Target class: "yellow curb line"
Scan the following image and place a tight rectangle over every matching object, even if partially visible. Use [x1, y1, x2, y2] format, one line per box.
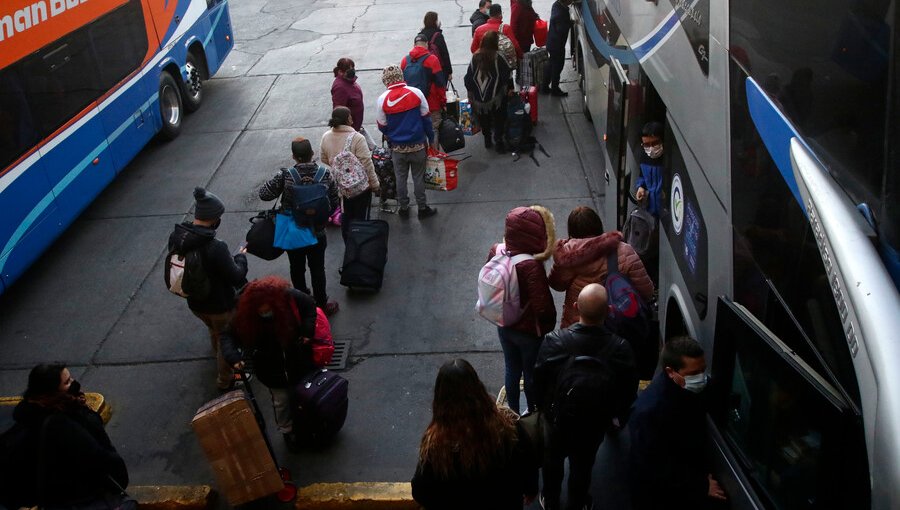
[130, 486, 213, 510]
[295, 483, 417, 510]
[0, 393, 111, 424]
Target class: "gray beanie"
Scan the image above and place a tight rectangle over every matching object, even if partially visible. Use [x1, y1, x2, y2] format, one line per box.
[193, 187, 225, 221]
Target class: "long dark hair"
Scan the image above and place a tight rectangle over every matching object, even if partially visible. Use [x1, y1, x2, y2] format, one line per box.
[567, 206, 604, 238]
[472, 30, 499, 73]
[418, 359, 517, 479]
[234, 276, 299, 347]
[328, 106, 352, 128]
[24, 363, 85, 411]
[423, 11, 439, 29]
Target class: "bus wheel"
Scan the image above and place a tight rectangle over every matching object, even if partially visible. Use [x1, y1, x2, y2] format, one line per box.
[159, 72, 183, 141]
[183, 53, 204, 113]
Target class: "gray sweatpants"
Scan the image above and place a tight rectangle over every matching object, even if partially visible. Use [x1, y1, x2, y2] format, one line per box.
[392, 148, 427, 208]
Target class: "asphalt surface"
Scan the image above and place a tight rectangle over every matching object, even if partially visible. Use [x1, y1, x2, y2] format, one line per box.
[0, 0, 626, 507]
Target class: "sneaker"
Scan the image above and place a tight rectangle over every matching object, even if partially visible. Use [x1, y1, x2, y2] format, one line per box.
[322, 300, 340, 316]
[283, 432, 300, 453]
[418, 206, 438, 219]
[398, 206, 410, 218]
[551, 87, 569, 97]
[495, 142, 507, 154]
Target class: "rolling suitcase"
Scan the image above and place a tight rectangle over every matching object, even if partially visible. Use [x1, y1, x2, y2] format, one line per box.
[340, 219, 389, 290]
[522, 86, 538, 125]
[293, 368, 349, 440]
[371, 147, 397, 200]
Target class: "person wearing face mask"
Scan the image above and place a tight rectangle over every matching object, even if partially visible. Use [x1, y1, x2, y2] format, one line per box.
[2, 364, 129, 509]
[168, 187, 248, 391]
[470, 0, 492, 36]
[419, 12, 453, 84]
[635, 121, 665, 219]
[628, 336, 728, 510]
[331, 57, 365, 133]
[220, 276, 319, 452]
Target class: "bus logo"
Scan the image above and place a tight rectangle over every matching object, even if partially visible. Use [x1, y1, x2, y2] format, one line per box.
[672, 173, 684, 235]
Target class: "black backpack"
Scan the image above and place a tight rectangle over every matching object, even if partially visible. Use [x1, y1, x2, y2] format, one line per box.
[548, 332, 621, 429]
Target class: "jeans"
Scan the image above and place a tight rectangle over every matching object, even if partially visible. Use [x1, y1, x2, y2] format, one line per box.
[542, 427, 604, 510]
[544, 48, 566, 89]
[341, 190, 372, 241]
[498, 326, 542, 414]
[268, 386, 293, 433]
[392, 149, 428, 208]
[477, 104, 507, 145]
[287, 235, 328, 307]
[191, 310, 234, 389]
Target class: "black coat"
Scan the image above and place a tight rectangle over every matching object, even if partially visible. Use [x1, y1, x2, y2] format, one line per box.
[628, 372, 710, 510]
[546, 0, 572, 53]
[3, 400, 128, 507]
[168, 222, 248, 314]
[470, 10, 489, 35]
[411, 421, 539, 509]
[220, 288, 318, 388]
[419, 26, 453, 78]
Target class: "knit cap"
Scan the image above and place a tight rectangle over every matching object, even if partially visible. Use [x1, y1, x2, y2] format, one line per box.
[382, 65, 404, 87]
[193, 187, 225, 221]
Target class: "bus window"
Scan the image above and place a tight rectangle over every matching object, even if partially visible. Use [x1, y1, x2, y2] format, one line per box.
[89, 0, 147, 92]
[0, 67, 39, 169]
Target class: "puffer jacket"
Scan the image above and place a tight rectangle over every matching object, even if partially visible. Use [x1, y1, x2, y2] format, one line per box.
[488, 206, 557, 336]
[549, 231, 654, 328]
[168, 223, 248, 314]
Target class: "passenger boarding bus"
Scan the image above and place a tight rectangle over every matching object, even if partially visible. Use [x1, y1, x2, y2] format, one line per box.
[570, 0, 899, 508]
[0, 0, 233, 294]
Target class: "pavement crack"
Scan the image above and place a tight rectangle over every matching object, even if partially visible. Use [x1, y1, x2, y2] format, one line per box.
[296, 35, 338, 72]
[350, 3, 373, 34]
[453, 0, 466, 26]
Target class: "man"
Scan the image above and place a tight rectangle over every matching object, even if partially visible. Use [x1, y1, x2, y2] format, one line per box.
[471, 4, 523, 61]
[470, 0, 491, 35]
[511, 0, 539, 54]
[401, 33, 447, 133]
[533, 284, 638, 510]
[259, 138, 341, 315]
[376, 65, 437, 219]
[543, 0, 573, 96]
[628, 337, 728, 510]
[168, 187, 248, 390]
[635, 121, 664, 219]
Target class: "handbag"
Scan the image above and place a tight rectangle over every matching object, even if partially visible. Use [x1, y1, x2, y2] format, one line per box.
[438, 113, 466, 153]
[444, 80, 460, 122]
[246, 204, 284, 260]
[274, 212, 318, 250]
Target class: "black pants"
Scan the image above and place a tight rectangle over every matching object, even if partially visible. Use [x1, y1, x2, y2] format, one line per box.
[545, 48, 566, 89]
[341, 190, 372, 241]
[477, 103, 507, 144]
[287, 235, 328, 307]
[542, 427, 604, 510]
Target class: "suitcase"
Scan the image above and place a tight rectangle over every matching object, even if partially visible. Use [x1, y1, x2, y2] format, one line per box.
[293, 368, 349, 440]
[340, 219, 389, 290]
[522, 48, 548, 89]
[522, 86, 538, 125]
[192, 390, 284, 506]
[371, 147, 397, 200]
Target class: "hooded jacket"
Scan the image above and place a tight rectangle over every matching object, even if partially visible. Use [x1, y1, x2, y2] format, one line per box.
[376, 82, 435, 149]
[331, 75, 365, 131]
[401, 46, 447, 113]
[488, 206, 557, 337]
[470, 9, 489, 35]
[511, 0, 539, 52]
[168, 223, 249, 314]
[549, 231, 653, 328]
[471, 19, 524, 59]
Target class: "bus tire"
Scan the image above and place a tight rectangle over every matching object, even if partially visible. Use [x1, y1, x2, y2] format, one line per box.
[182, 52, 204, 113]
[158, 71, 183, 141]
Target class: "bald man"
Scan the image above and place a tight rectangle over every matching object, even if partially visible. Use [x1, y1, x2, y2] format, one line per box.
[533, 283, 638, 510]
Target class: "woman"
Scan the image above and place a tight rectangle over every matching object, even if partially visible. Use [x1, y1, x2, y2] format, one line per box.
[319, 106, 380, 238]
[220, 276, 319, 452]
[419, 12, 453, 82]
[510, 0, 539, 54]
[411, 359, 538, 509]
[487, 206, 557, 414]
[549, 206, 654, 328]
[331, 58, 365, 133]
[4, 364, 129, 509]
[464, 30, 513, 153]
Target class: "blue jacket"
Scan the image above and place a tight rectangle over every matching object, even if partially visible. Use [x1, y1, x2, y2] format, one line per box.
[375, 83, 435, 147]
[636, 155, 664, 218]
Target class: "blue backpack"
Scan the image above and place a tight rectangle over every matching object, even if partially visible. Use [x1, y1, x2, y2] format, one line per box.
[604, 251, 651, 343]
[287, 166, 330, 228]
[403, 53, 431, 93]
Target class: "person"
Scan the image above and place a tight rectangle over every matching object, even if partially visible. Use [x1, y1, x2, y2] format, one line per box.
[2, 364, 129, 509]
[464, 30, 514, 153]
[470, 0, 492, 35]
[376, 65, 437, 219]
[511, 0, 539, 54]
[533, 284, 638, 510]
[319, 106, 381, 239]
[411, 359, 539, 509]
[543, 0, 573, 96]
[168, 187, 249, 391]
[220, 276, 319, 452]
[548, 206, 653, 328]
[331, 57, 365, 132]
[401, 33, 447, 133]
[635, 121, 665, 218]
[420, 12, 453, 83]
[487, 206, 557, 415]
[628, 337, 728, 510]
[259, 138, 340, 316]
[471, 4, 523, 62]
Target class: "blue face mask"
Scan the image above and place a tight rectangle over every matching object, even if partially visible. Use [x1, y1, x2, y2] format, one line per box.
[683, 373, 708, 393]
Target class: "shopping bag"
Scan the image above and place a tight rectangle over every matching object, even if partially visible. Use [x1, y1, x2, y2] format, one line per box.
[274, 213, 318, 250]
[459, 99, 480, 136]
[533, 19, 548, 47]
[424, 148, 459, 191]
[445, 81, 460, 122]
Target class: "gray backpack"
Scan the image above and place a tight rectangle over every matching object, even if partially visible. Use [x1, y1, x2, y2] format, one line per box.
[623, 207, 657, 257]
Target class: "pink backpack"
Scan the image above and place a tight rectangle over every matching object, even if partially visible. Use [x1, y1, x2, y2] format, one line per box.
[331, 134, 369, 199]
[475, 243, 534, 326]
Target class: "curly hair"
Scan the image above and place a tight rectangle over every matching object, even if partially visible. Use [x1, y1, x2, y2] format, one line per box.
[233, 276, 298, 348]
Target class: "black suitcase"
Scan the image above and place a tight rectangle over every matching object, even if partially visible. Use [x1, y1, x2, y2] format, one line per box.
[293, 368, 349, 441]
[340, 220, 389, 290]
[372, 148, 397, 200]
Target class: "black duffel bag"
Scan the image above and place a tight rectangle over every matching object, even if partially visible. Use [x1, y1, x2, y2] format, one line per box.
[246, 205, 283, 260]
[438, 113, 465, 153]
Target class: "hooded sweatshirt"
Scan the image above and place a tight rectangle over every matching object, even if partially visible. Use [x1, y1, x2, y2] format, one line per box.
[401, 46, 447, 112]
[168, 223, 249, 314]
[548, 231, 653, 328]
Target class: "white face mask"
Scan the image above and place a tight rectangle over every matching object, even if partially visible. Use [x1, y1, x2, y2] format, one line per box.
[644, 145, 664, 159]
[683, 373, 708, 393]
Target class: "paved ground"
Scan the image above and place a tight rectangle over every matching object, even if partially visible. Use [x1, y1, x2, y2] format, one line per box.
[0, 0, 625, 506]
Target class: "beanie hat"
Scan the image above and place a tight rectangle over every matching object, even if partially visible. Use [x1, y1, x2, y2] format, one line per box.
[382, 65, 404, 87]
[291, 137, 314, 162]
[193, 187, 225, 221]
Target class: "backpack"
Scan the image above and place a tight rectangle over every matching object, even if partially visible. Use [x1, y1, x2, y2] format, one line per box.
[427, 32, 441, 62]
[290, 298, 334, 368]
[288, 166, 330, 228]
[548, 332, 622, 429]
[623, 206, 657, 257]
[165, 247, 211, 299]
[604, 251, 651, 343]
[331, 134, 369, 199]
[476, 243, 534, 326]
[403, 53, 431, 93]
[497, 25, 518, 70]
[506, 94, 531, 150]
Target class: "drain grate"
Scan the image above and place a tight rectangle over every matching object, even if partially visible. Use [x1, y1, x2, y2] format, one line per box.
[326, 339, 350, 371]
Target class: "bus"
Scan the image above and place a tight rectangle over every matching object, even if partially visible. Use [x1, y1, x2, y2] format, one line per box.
[0, 0, 233, 294]
[570, 0, 899, 508]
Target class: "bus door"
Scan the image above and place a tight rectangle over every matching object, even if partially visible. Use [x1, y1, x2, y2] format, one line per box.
[604, 56, 629, 230]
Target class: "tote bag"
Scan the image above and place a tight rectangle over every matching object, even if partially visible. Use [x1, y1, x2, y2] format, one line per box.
[274, 212, 318, 250]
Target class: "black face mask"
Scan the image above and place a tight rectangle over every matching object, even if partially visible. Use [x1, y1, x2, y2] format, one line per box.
[344, 68, 356, 80]
[67, 380, 82, 396]
[211, 218, 222, 230]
